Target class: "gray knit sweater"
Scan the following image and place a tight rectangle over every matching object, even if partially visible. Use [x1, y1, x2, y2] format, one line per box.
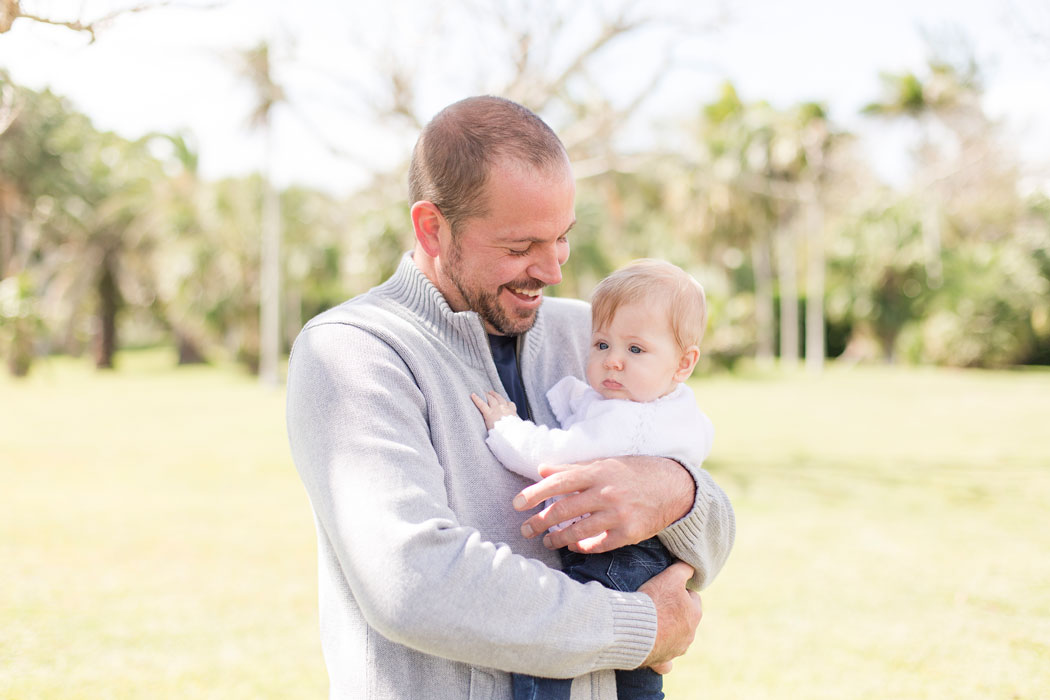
[286, 253, 735, 699]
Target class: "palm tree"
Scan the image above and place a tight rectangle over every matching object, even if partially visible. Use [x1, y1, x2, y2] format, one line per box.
[237, 40, 286, 385]
[862, 60, 982, 288]
[688, 84, 782, 365]
[796, 102, 834, 374]
[0, 77, 164, 370]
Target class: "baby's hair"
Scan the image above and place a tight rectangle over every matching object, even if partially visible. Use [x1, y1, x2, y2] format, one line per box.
[590, 259, 708, 350]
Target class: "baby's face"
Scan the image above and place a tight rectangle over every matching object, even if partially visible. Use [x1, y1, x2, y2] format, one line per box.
[585, 299, 689, 402]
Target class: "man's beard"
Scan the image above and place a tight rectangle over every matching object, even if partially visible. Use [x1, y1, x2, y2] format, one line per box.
[446, 241, 542, 336]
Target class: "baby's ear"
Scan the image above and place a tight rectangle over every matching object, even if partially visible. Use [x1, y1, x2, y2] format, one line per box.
[673, 345, 701, 381]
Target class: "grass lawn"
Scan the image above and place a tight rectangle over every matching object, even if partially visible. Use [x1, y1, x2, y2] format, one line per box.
[2, 351, 1048, 698]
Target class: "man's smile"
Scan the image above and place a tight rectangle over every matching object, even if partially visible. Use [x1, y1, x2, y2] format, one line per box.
[503, 284, 545, 307]
[507, 285, 541, 298]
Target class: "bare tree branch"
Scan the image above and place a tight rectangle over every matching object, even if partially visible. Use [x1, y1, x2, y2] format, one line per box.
[560, 44, 675, 160]
[531, 11, 651, 113]
[1, 1, 224, 42]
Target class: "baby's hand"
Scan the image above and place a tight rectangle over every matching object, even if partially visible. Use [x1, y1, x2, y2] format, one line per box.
[470, 391, 517, 430]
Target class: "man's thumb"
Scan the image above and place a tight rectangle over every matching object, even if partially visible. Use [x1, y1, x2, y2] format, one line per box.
[666, 561, 695, 585]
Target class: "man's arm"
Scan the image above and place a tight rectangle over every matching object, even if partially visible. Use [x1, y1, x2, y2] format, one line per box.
[515, 456, 735, 590]
[287, 322, 661, 676]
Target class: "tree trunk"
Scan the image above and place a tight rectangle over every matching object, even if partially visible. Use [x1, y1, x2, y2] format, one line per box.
[284, 286, 302, 354]
[776, 225, 799, 369]
[0, 208, 11, 277]
[259, 128, 281, 386]
[922, 203, 943, 289]
[751, 236, 775, 367]
[94, 250, 120, 369]
[6, 322, 33, 377]
[804, 193, 825, 374]
[176, 330, 207, 365]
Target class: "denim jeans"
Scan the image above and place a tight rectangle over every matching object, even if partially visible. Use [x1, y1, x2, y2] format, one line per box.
[511, 537, 673, 700]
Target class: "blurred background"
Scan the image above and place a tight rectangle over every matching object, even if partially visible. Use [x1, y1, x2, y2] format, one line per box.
[2, 1, 1048, 698]
[2, 0, 1049, 377]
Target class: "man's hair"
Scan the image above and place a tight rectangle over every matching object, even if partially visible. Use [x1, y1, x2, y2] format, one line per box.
[590, 259, 708, 350]
[408, 96, 568, 232]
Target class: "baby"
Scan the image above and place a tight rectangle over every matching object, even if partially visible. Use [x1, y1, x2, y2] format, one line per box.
[472, 258, 714, 700]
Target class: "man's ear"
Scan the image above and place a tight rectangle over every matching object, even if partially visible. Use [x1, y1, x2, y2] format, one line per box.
[411, 201, 446, 258]
[673, 345, 701, 382]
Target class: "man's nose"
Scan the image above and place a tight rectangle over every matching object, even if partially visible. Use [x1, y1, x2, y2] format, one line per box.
[527, 243, 564, 286]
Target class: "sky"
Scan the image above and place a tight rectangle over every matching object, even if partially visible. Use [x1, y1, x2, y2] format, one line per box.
[1, 0, 1048, 195]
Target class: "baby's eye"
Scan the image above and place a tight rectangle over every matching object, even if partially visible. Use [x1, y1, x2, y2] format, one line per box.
[596, 341, 609, 350]
[629, 345, 643, 354]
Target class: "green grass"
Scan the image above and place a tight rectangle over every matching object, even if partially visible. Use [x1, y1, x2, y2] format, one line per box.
[3, 352, 1049, 698]
[1, 350, 324, 699]
[668, 365, 1050, 699]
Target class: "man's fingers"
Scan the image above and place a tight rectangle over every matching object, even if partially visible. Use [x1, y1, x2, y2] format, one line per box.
[526, 490, 603, 532]
[639, 560, 702, 668]
[514, 465, 592, 511]
[537, 461, 574, 478]
[536, 510, 616, 548]
[573, 530, 624, 554]
[638, 561, 696, 599]
[650, 661, 674, 675]
[664, 561, 696, 586]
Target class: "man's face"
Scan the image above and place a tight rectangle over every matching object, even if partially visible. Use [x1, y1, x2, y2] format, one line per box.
[436, 158, 575, 336]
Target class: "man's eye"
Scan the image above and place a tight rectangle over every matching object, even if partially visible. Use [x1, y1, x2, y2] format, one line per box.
[629, 346, 642, 354]
[508, 248, 529, 256]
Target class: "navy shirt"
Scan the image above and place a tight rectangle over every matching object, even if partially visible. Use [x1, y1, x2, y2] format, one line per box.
[487, 334, 531, 420]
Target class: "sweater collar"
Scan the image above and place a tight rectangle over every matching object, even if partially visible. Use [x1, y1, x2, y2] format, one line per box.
[374, 252, 548, 367]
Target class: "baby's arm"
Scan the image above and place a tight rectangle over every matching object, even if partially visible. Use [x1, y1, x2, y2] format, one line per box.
[471, 390, 544, 479]
[471, 391, 620, 482]
[470, 391, 518, 429]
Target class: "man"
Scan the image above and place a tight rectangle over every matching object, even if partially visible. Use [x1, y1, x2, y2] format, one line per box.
[286, 96, 735, 699]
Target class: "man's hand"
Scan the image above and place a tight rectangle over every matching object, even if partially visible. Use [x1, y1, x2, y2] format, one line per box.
[513, 456, 695, 553]
[470, 391, 517, 430]
[639, 562, 702, 669]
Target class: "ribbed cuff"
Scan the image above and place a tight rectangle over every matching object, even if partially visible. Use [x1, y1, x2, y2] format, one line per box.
[596, 590, 657, 670]
[657, 460, 711, 588]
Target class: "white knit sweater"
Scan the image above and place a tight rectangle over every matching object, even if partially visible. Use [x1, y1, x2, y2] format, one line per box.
[486, 376, 714, 482]
[286, 253, 735, 699]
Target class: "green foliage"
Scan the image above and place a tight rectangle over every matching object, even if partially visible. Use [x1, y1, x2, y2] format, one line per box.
[2, 59, 1050, 374]
[0, 272, 41, 375]
[827, 198, 930, 359]
[902, 242, 1049, 367]
[0, 72, 172, 370]
[863, 72, 926, 117]
[827, 191, 1050, 367]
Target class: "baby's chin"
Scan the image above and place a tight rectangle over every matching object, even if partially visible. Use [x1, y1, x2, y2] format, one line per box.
[592, 384, 638, 402]
[591, 382, 678, 403]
